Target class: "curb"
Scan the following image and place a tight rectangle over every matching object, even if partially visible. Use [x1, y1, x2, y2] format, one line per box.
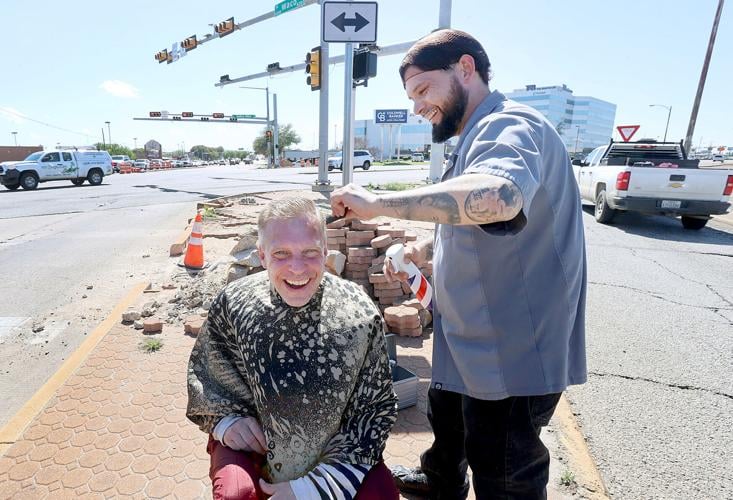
[553, 395, 610, 499]
[0, 282, 149, 456]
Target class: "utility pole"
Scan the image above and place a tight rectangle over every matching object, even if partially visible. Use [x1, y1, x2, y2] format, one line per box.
[574, 126, 581, 155]
[342, 42, 355, 186]
[105, 121, 112, 146]
[11, 131, 17, 146]
[273, 93, 279, 167]
[314, 42, 331, 189]
[133, 137, 138, 149]
[101, 128, 106, 148]
[684, 0, 724, 154]
[428, 0, 452, 182]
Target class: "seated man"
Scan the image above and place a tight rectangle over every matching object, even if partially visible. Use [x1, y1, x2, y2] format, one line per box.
[187, 197, 399, 500]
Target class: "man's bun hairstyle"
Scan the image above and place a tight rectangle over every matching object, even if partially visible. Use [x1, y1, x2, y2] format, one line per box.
[399, 29, 491, 85]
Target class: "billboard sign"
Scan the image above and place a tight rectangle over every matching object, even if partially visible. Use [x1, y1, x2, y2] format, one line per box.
[375, 109, 408, 124]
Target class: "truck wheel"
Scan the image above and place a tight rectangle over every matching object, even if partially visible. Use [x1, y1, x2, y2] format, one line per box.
[87, 169, 103, 185]
[362, 161, 371, 170]
[595, 190, 615, 223]
[20, 172, 39, 190]
[71, 179, 85, 186]
[4, 183, 20, 190]
[681, 216, 708, 230]
[328, 165, 334, 172]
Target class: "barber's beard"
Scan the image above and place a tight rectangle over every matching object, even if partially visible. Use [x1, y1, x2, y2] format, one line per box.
[432, 77, 468, 143]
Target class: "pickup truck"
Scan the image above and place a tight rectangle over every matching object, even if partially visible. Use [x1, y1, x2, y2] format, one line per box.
[0, 149, 113, 190]
[572, 140, 732, 230]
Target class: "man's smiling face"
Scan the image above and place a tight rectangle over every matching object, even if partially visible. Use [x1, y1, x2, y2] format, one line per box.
[404, 65, 468, 143]
[258, 215, 327, 307]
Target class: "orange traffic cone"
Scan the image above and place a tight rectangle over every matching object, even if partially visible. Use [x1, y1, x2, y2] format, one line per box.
[183, 213, 205, 269]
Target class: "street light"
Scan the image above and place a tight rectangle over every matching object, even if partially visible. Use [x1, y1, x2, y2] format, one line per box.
[105, 121, 112, 146]
[133, 137, 138, 149]
[649, 104, 672, 143]
[11, 131, 17, 146]
[574, 126, 581, 155]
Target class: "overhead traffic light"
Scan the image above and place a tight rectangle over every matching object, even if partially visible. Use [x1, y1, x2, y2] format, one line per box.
[149, 111, 162, 118]
[214, 17, 235, 37]
[265, 130, 273, 139]
[305, 46, 321, 91]
[212, 113, 225, 119]
[154, 49, 168, 64]
[182, 112, 194, 118]
[181, 35, 197, 51]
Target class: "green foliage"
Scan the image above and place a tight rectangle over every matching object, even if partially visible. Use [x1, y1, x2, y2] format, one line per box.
[95, 143, 136, 159]
[253, 123, 301, 157]
[559, 470, 576, 487]
[139, 338, 163, 353]
[201, 206, 218, 220]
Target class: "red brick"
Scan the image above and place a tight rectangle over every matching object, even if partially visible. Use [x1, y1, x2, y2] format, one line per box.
[370, 234, 393, 249]
[351, 220, 379, 231]
[344, 270, 368, 279]
[348, 247, 377, 257]
[326, 218, 348, 229]
[375, 288, 408, 299]
[143, 318, 163, 333]
[346, 262, 370, 272]
[326, 228, 347, 237]
[369, 273, 389, 284]
[377, 228, 406, 238]
[374, 281, 403, 291]
[391, 325, 423, 337]
[372, 255, 386, 266]
[404, 231, 418, 242]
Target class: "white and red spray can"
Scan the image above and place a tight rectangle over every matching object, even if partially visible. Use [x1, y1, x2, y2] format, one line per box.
[385, 244, 433, 311]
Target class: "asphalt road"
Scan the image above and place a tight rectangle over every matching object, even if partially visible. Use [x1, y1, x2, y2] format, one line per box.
[0, 162, 731, 498]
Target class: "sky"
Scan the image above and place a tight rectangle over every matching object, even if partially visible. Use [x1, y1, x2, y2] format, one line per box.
[1, 0, 731, 153]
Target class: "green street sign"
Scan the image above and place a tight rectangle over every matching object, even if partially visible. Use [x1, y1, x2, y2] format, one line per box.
[233, 114, 256, 119]
[275, 0, 305, 16]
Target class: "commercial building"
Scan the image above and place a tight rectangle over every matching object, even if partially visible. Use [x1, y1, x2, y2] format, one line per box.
[505, 84, 616, 154]
[353, 112, 433, 159]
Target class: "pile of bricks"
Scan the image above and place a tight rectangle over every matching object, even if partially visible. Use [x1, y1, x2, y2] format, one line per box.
[326, 218, 433, 337]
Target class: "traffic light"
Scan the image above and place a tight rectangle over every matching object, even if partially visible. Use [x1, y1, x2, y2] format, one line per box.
[181, 35, 197, 51]
[212, 113, 225, 119]
[154, 49, 168, 64]
[214, 17, 235, 37]
[182, 112, 194, 118]
[265, 130, 273, 139]
[149, 111, 162, 118]
[172, 116, 182, 121]
[305, 46, 321, 91]
[353, 50, 377, 81]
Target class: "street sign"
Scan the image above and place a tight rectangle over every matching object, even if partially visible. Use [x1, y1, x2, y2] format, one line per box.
[275, 0, 305, 16]
[375, 109, 408, 124]
[233, 114, 256, 119]
[322, 1, 377, 43]
[616, 125, 640, 142]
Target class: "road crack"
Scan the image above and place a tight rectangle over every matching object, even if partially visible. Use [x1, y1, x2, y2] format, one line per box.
[588, 371, 733, 400]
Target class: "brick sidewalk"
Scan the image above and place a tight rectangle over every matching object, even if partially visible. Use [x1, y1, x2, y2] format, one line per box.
[0, 290, 571, 499]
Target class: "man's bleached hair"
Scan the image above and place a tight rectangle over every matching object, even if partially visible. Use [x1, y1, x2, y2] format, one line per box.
[257, 197, 327, 247]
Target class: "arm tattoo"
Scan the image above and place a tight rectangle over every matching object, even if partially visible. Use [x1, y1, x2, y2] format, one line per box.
[380, 193, 461, 224]
[464, 183, 522, 223]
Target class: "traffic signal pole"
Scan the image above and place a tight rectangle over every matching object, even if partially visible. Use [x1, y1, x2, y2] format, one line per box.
[428, 0, 452, 183]
[314, 43, 332, 191]
[342, 41, 355, 186]
[273, 93, 279, 166]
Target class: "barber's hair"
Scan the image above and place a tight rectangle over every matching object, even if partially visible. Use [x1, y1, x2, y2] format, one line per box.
[257, 197, 326, 247]
[399, 29, 491, 85]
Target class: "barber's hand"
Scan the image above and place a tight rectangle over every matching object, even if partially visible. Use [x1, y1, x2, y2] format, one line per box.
[259, 479, 296, 499]
[331, 183, 380, 221]
[222, 417, 267, 454]
[384, 244, 424, 283]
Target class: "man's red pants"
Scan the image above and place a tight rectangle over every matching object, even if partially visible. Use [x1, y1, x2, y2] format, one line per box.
[207, 436, 398, 500]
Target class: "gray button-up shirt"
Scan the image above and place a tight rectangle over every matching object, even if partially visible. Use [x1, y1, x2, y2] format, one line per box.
[431, 90, 587, 399]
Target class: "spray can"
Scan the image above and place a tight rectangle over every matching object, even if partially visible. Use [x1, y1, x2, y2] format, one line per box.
[385, 244, 433, 310]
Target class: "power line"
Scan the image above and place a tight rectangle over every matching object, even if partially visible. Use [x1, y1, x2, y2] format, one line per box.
[0, 108, 93, 139]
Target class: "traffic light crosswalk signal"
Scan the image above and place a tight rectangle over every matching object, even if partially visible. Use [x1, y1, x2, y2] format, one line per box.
[305, 46, 321, 91]
[181, 35, 197, 51]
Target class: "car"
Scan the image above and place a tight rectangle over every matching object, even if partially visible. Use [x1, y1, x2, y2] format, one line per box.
[712, 154, 725, 162]
[327, 150, 373, 171]
[133, 159, 149, 170]
[411, 153, 425, 162]
[110, 154, 132, 173]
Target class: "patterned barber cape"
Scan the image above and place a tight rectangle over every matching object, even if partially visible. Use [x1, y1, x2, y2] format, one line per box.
[186, 272, 398, 483]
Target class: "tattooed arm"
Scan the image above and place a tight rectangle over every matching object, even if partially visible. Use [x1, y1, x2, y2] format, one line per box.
[330, 174, 522, 225]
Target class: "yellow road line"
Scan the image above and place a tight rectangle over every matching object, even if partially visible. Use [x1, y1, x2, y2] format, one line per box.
[0, 282, 149, 456]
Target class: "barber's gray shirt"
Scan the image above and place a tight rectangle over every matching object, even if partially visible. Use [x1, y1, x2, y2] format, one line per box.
[432, 90, 587, 399]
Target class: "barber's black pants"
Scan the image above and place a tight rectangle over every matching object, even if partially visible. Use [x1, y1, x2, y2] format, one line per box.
[420, 388, 561, 500]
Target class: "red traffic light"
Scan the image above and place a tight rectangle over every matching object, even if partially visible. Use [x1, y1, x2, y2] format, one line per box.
[182, 112, 194, 118]
[214, 17, 235, 37]
[149, 111, 162, 118]
[212, 112, 225, 119]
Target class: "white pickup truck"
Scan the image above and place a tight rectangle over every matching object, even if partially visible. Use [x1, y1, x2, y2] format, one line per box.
[0, 149, 113, 191]
[572, 140, 732, 230]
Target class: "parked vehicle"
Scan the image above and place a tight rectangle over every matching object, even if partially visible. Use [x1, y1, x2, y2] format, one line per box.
[133, 159, 149, 170]
[110, 155, 132, 173]
[327, 150, 373, 171]
[572, 140, 732, 230]
[0, 149, 112, 190]
[712, 154, 725, 162]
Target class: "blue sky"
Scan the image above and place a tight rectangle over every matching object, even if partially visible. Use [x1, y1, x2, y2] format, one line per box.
[1, 0, 730, 152]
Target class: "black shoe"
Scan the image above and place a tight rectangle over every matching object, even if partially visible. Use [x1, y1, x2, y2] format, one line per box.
[390, 464, 431, 496]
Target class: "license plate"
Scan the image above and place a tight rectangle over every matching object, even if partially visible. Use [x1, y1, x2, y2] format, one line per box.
[661, 200, 681, 209]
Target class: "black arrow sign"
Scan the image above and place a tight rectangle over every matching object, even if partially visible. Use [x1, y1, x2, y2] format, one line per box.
[331, 12, 369, 32]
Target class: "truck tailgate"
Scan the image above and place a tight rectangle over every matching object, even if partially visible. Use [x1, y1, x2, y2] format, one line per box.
[626, 168, 729, 201]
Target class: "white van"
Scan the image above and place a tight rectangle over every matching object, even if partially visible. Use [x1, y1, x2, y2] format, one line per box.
[0, 149, 113, 190]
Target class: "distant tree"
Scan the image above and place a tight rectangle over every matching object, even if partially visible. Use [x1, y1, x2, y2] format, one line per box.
[95, 143, 135, 159]
[252, 124, 301, 158]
